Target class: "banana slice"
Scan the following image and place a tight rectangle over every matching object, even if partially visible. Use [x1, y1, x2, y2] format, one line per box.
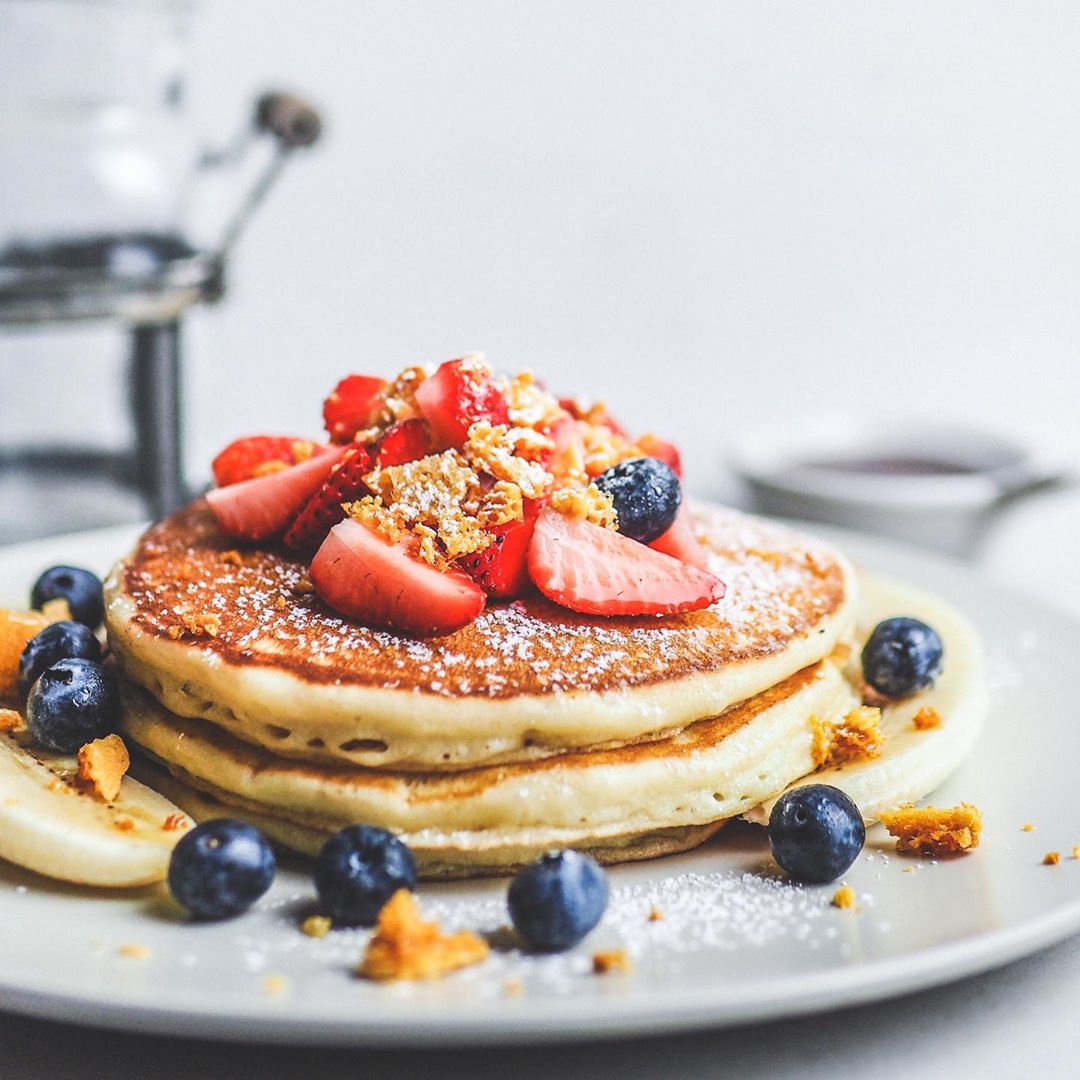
[0, 731, 192, 887]
[746, 569, 987, 825]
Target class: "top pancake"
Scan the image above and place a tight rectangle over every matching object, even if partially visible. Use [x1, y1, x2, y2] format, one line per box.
[104, 500, 856, 770]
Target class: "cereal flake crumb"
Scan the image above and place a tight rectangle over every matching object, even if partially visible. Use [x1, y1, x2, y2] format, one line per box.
[550, 483, 618, 529]
[301, 915, 332, 939]
[162, 812, 190, 832]
[912, 706, 942, 731]
[357, 890, 488, 982]
[1043, 851, 1061, 866]
[831, 884, 857, 910]
[647, 906, 665, 923]
[77, 734, 130, 803]
[812, 706, 882, 768]
[0, 708, 23, 733]
[1022, 823, 1034, 833]
[592, 949, 632, 975]
[879, 802, 982, 856]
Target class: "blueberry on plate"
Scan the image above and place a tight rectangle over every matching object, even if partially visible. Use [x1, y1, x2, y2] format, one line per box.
[861, 616, 944, 699]
[168, 820, 276, 920]
[594, 457, 682, 544]
[25, 658, 119, 753]
[508, 849, 609, 952]
[17, 621, 101, 699]
[768, 784, 865, 884]
[314, 824, 417, 926]
[31, 566, 105, 629]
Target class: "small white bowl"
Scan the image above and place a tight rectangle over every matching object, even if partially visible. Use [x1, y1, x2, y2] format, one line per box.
[730, 416, 1073, 558]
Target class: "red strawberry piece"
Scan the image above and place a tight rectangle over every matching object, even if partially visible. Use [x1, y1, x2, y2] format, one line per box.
[414, 359, 510, 448]
[544, 414, 585, 481]
[211, 436, 322, 488]
[373, 418, 433, 468]
[283, 442, 374, 554]
[527, 506, 724, 617]
[323, 375, 387, 444]
[649, 504, 708, 570]
[206, 445, 347, 542]
[310, 518, 486, 636]
[459, 500, 541, 599]
[637, 433, 682, 477]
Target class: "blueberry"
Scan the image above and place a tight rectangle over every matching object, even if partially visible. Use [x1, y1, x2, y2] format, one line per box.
[594, 457, 682, 544]
[25, 658, 119, 753]
[31, 566, 105, 629]
[768, 784, 865, 884]
[18, 621, 101, 699]
[507, 849, 608, 952]
[314, 824, 417, 926]
[861, 617, 944, 699]
[168, 820, 276, 920]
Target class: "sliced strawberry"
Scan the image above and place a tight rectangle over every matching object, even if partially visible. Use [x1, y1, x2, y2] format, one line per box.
[459, 500, 541, 599]
[373, 418, 433, 468]
[206, 445, 347, 542]
[310, 518, 486, 636]
[212, 435, 321, 488]
[415, 359, 509, 447]
[637, 433, 682, 477]
[527, 507, 724, 617]
[649, 504, 709, 570]
[544, 414, 585, 482]
[323, 375, 387, 444]
[283, 442, 374, 554]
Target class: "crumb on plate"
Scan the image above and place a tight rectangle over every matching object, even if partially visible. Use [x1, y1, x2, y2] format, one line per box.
[1043, 851, 1061, 866]
[302, 914, 332, 939]
[592, 949, 632, 975]
[831, 884, 857, 910]
[912, 706, 941, 731]
[879, 802, 982, 856]
[357, 890, 488, 982]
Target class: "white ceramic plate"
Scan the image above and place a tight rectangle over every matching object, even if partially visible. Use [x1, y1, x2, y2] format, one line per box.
[1, 523, 1078, 1046]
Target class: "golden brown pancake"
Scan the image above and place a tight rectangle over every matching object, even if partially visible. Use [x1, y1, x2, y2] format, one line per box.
[105, 500, 856, 770]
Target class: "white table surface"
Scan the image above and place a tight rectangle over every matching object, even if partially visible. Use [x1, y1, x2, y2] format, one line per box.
[2, 489, 1079, 1079]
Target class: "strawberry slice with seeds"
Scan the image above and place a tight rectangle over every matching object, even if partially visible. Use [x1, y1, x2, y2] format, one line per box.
[206, 445, 347, 542]
[528, 506, 724, 616]
[212, 435, 322, 487]
[284, 442, 374, 554]
[649, 504, 709, 570]
[310, 518, 486, 636]
[415, 358, 509, 448]
[373, 418, 433, 468]
[323, 375, 388, 444]
[459, 500, 541, 599]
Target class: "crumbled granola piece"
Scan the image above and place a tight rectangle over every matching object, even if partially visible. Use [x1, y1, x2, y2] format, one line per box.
[1022, 823, 1034, 833]
[592, 949, 632, 974]
[113, 817, 135, 832]
[831, 884, 857, 910]
[0, 708, 23, 733]
[477, 481, 524, 530]
[46, 777, 74, 796]
[647, 906, 665, 923]
[549, 483, 618, 530]
[812, 707, 882, 768]
[579, 422, 640, 477]
[500, 371, 563, 428]
[357, 890, 488, 982]
[162, 812, 190, 832]
[375, 365, 429, 424]
[1043, 851, 1061, 866]
[0, 608, 56, 702]
[302, 915, 332, 939]
[912, 706, 942, 731]
[463, 421, 553, 499]
[879, 803, 982, 856]
[117, 944, 151, 959]
[77, 734, 130, 802]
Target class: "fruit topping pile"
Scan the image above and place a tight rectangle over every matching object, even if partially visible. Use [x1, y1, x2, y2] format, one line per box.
[206, 355, 725, 635]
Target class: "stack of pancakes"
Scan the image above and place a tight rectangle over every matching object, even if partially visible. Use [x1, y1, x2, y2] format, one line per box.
[105, 500, 983, 878]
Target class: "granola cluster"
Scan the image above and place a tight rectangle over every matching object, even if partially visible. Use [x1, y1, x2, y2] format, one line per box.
[340, 355, 646, 568]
